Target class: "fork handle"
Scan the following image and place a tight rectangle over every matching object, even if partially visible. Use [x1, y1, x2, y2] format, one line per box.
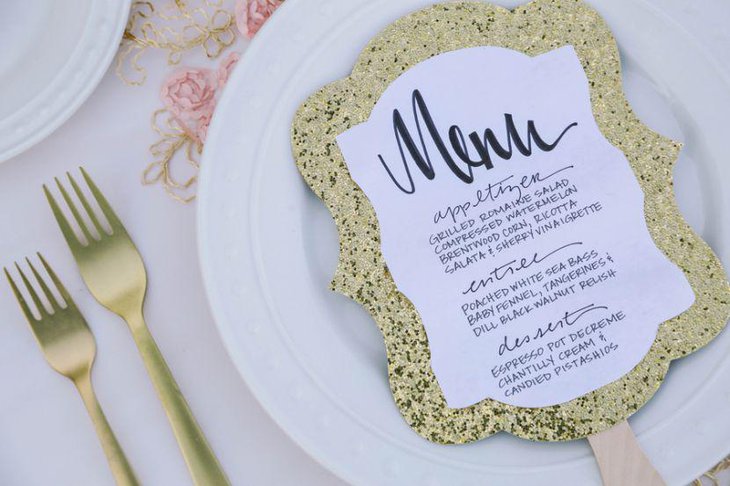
[127, 312, 230, 486]
[74, 373, 140, 486]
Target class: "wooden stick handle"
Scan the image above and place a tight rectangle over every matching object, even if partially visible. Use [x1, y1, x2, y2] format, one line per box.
[588, 420, 665, 486]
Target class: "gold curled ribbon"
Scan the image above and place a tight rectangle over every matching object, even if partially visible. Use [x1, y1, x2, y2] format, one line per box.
[116, 0, 237, 86]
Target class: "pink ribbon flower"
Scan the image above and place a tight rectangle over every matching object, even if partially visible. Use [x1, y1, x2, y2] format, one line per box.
[160, 52, 241, 145]
[217, 52, 242, 89]
[160, 68, 218, 122]
[235, 0, 282, 39]
[194, 110, 214, 145]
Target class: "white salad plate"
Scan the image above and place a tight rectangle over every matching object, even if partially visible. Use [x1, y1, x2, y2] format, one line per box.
[198, 0, 730, 484]
[0, 0, 130, 162]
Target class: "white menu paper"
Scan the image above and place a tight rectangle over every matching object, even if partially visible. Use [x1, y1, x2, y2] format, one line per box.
[336, 46, 694, 408]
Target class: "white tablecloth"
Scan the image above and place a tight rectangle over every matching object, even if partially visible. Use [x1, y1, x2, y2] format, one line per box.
[0, 1, 728, 484]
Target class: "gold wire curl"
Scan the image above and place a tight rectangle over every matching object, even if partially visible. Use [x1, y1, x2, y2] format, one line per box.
[116, 0, 236, 86]
[119, 0, 239, 203]
[694, 456, 730, 486]
[142, 109, 201, 203]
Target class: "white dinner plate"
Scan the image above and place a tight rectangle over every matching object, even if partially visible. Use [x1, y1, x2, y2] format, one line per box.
[198, 0, 730, 484]
[0, 0, 130, 162]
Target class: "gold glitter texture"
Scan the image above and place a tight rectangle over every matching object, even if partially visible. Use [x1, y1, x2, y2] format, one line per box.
[291, 0, 730, 442]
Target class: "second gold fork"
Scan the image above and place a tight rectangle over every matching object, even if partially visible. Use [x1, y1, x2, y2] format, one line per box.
[5, 255, 139, 486]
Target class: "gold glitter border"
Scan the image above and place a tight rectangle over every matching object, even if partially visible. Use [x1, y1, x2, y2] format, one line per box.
[291, 0, 730, 442]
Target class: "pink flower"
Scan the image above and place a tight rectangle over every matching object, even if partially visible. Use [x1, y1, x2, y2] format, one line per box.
[235, 0, 282, 39]
[160, 68, 217, 122]
[194, 111, 213, 144]
[160, 52, 243, 146]
[216, 52, 241, 89]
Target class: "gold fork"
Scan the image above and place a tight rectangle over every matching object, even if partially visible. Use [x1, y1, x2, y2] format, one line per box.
[44, 168, 229, 486]
[5, 254, 139, 486]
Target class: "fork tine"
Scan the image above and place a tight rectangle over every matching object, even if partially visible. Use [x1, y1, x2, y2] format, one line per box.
[67, 172, 106, 236]
[79, 167, 124, 233]
[55, 177, 95, 243]
[25, 257, 62, 311]
[37, 253, 72, 307]
[4, 268, 38, 322]
[44, 184, 85, 251]
[14, 263, 48, 318]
